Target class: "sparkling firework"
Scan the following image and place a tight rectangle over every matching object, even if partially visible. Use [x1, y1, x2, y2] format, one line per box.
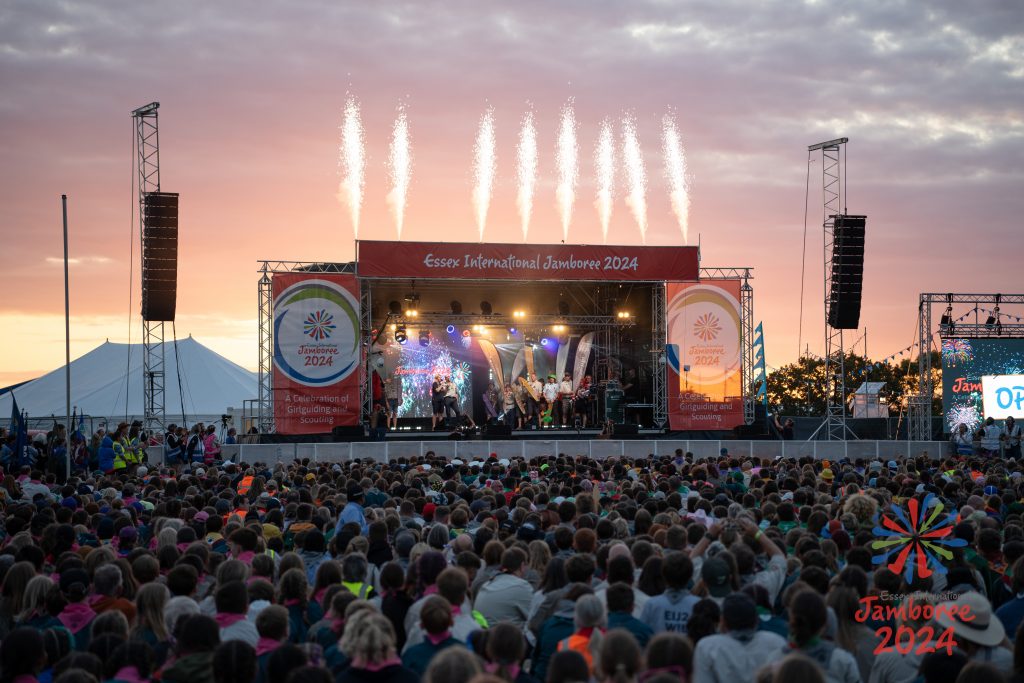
[386, 104, 412, 239]
[555, 99, 579, 242]
[594, 118, 615, 244]
[338, 95, 365, 237]
[621, 114, 648, 244]
[661, 113, 691, 244]
[516, 107, 538, 241]
[941, 339, 973, 366]
[946, 404, 981, 432]
[473, 107, 497, 242]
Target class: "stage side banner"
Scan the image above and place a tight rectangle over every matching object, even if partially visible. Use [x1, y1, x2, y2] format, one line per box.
[665, 281, 744, 431]
[356, 240, 698, 281]
[273, 273, 361, 433]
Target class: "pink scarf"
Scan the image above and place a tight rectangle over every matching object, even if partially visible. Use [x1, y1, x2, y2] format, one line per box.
[425, 630, 451, 645]
[235, 550, 255, 565]
[313, 587, 328, 605]
[214, 612, 247, 628]
[58, 602, 96, 634]
[255, 637, 282, 657]
[111, 666, 147, 683]
[486, 662, 521, 680]
[353, 656, 402, 672]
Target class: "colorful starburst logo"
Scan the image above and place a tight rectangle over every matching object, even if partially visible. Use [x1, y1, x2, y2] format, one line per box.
[303, 309, 336, 341]
[693, 313, 722, 342]
[870, 494, 966, 582]
[941, 339, 973, 366]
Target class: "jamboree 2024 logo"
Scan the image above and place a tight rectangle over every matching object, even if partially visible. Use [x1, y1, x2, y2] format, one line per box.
[273, 279, 359, 386]
[854, 494, 970, 655]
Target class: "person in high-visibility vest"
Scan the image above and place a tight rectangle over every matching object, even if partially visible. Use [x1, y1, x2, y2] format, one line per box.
[111, 423, 129, 471]
[237, 470, 255, 496]
[555, 594, 606, 676]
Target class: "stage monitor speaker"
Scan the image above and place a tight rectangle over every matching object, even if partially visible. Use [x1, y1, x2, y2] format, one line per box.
[612, 423, 639, 437]
[332, 425, 364, 441]
[484, 424, 512, 437]
[141, 192, 179, 322]
[827, 214, 866, 330]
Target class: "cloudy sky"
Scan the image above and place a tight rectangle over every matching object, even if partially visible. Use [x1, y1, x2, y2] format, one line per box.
[1, 0, 1021, 387]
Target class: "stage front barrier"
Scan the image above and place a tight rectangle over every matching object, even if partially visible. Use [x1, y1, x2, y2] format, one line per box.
[144, 440, 951, 465]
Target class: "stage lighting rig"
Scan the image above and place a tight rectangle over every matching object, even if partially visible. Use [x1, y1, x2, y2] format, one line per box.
[395, 326, 408, 344]
[513, 310, 526, 319]
[617, 311, 631, 319]
[419, 330, 430, 347]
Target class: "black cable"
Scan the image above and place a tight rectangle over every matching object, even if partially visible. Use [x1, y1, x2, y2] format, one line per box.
[172, 321, 188, 429]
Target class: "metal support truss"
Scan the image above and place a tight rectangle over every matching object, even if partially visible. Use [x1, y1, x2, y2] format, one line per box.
[255, 261, 357, 433]
[651, 283, 667, 427]
[132, 102, 165, 435]
[699, 267, 756, 426]
[808, 138, 856, 440]
[909, 292, 1024, 440]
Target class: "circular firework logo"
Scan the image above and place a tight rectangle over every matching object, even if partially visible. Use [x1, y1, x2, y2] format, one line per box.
[870, 494, 966, 582]
[273, 279, 359, 386]
[666, 284, 741, 386]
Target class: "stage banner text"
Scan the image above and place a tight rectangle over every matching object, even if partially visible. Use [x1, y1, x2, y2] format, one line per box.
[273, 273, 361, 433]
[665, 281, 744, 431]
[356, 240, 698, 281]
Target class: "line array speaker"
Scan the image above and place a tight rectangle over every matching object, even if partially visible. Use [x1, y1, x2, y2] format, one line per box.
[827, 214, 866, 330]
[142, 192, 179, 322]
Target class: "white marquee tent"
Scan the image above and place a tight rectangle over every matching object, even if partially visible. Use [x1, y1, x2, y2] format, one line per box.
[0, 337, 257, 429]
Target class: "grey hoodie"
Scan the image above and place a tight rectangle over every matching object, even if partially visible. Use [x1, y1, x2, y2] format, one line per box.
[639, 588, 700, 634]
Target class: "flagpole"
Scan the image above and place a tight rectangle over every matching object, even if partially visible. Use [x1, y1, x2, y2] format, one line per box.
[62, 195, 71, 481]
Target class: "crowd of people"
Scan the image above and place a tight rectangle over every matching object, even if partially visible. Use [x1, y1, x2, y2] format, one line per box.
[1, 439, 1024, 683]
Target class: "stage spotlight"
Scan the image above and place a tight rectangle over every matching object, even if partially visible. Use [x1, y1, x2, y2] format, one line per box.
[509, 327, 517, 334]
[480, 301, 493, 315]
[450, 300, 463, 314]
[390, 323, 398, 331]
[557, 301, 570, 316]
[419, 330, 430, 347]
[540, 337, 551, 347]
[395, 326, 408, 345]
[388, 300, 402, 315]
[617, 311, 631, 319]
[462, 329, 471, 337]
[552, 324, 566, 333]
[406, 309, 419, 318]
[986, 309, 999, 327]
[446, 324, 456, 334]
[513, 310, 525, 319]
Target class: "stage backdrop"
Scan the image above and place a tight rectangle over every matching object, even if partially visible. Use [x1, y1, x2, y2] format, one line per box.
[941, 338, 1024, 432]
[273, 273, 361, 433]
[356, 240, 698, 281]
[665, 281, 744, 430]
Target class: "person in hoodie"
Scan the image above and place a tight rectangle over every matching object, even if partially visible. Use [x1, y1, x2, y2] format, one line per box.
[401, 596, 462, 676]
[160, 614, 219, 683]
[103, 640, 154, 683]
[640, 551, 700, 634]
[56, 569, 96, 651]
[253, 605, 289, 683]
[335, 484, 368, 537]
[472, 547, 534, 630]
[297, 529, 329, 585]
[403, 568, 481, 652]
[605, 584, 653, 649]
[692, 592, 787, 683]
[214, 581, 259, 647]
[98, 432, 116, 474]
[278, 568, 313, 643]
[533, 584, 594, 681]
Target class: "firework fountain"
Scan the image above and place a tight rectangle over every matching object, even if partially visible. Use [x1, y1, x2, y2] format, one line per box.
[338, 95, 365, 238]
[661, 113, 690, 244]
[555, 99, 579, 242]
[594, 118, 615, 244]
[516, 107, 538, 242]
[386, 105, 412, 239]
[621, 113, 648, 244]
[472, 107, 497, 242]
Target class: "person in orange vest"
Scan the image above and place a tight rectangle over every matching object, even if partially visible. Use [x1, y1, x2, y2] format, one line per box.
[237, 469, 256, 496]
[556, 594, 606, 676]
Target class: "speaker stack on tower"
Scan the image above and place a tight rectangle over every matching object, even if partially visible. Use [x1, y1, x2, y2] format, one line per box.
[827, 215, 866, 330]
[141, 192, 179, 322]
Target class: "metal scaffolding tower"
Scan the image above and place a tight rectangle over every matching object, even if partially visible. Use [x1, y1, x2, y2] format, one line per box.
[808, 137, 856, 440]
[132, 102, 165, 435]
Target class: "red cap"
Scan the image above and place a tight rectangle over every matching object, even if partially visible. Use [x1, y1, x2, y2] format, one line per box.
[423, 502, 436, 520]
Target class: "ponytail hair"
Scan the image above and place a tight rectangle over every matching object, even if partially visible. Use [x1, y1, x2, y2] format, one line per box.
[598, 629, 642, 683]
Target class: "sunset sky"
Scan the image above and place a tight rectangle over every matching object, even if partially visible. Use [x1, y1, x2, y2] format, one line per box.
[1, 1, 1021, 388]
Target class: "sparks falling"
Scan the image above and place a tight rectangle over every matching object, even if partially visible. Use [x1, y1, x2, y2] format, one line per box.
[555, 99, 579, 242]
[662, 114, 690, 244]
[338, 95, 365, 238]
[621, 114, 648, 244]
[387, 105, 412, 239]
[594, 118, 615, 244]
[516, 107, 538, 242]
[472, 107, 497, 242]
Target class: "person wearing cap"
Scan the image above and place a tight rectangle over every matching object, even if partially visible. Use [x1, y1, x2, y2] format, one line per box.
[692, 593, 786, 683]
[934, 591, 1012, 675]
[335, 483, 368, 536]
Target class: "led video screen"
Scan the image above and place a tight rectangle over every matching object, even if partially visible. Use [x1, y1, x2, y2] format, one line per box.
[941, 337, 1024, 432]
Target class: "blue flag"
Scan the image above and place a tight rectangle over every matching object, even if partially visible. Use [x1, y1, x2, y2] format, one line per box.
[8, 396, 27, 469]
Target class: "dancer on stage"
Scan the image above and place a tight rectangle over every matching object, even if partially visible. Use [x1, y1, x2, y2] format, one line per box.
[430, 374, 445, 430]
[384, 373, 402, 430]
[558, 371, 574, 427]
[542, 374, 559, 427]
[443, 375, 475, 428]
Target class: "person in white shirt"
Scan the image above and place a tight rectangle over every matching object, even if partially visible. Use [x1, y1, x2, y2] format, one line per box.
[542, 375, 559, 426]
[558, 372, 574, 426]
[693, 593, 786, 683]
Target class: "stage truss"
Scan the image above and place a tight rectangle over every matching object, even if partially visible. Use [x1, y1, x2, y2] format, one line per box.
[257, 261, 756, 433]
[909, 292, 1024, 441]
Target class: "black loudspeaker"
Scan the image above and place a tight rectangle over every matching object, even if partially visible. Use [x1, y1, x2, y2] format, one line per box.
[332, 425, 364, 441]
[612, 423, 639, 437]
[484, 424, 512, 437]
[827, 215, 866, 330]
[141, 192, 179, 322]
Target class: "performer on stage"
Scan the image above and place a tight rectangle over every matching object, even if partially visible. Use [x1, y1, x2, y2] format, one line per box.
[558, 372, 574, 427]
[443, 376, 475, 428]
[430, 374, 445, 430]
[384, 373, 402, 430]
[527, 372, 543, 428]
[502, 383, 517, 426]
[574, 375, 592, 428]
[542, 374, 559, 427]
[483, 381, 500, 423]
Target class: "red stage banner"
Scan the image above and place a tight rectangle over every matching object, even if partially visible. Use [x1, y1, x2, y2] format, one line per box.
[666, 281, 745, 431]
[273, 273, 361, 433]
[356, 240, 698, 281]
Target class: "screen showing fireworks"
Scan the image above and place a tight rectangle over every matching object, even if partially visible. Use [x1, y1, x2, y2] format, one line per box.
[941, 338, 1024, 432]
[374, 334, 474, 418]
